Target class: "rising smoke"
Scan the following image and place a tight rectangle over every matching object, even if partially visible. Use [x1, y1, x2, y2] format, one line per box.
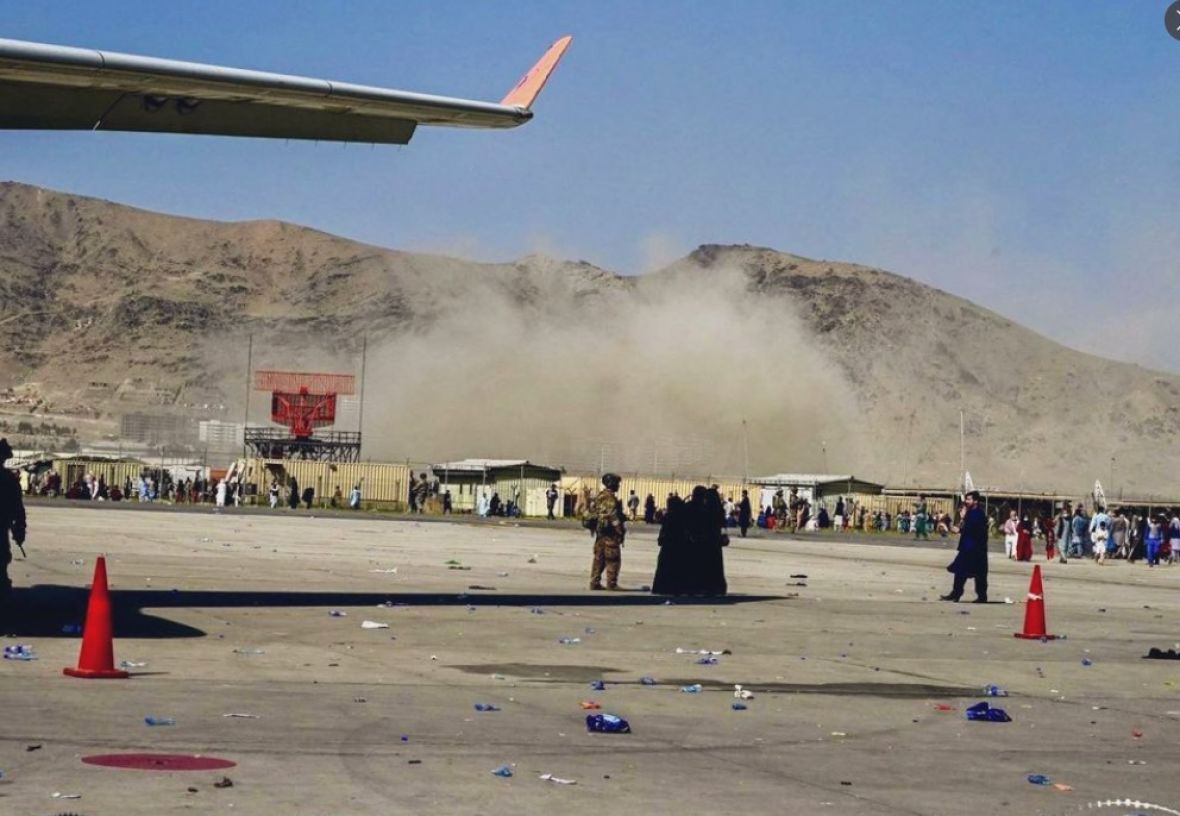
[358, 262, 864, 477]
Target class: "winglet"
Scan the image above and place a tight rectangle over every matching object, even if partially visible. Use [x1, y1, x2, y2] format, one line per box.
[500, 35, 572, 110]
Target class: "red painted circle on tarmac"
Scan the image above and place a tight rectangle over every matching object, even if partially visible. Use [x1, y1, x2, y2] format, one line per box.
[82, 753, 236, 771]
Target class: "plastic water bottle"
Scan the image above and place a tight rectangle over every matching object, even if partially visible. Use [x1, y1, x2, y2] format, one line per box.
[144, 717, 176, 726]
[491, 765, 513, 777]
[3, 645, 35, 661]
[1027, 774, 1051, 785]
[983, 685, 1008, 697]
[473, 703, 501, 712]
[586, 713, 631, 733]
[680, 684, 703, 694]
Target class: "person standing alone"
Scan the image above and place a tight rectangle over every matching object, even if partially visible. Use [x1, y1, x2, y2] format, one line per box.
[941, 491, 988, 603]
[738, 489, 753, 538]
[588, 473, 626, 591]
[0, 439, 27, 599]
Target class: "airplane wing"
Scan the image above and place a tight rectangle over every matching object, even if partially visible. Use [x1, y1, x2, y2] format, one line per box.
[0, 35, 572, 144]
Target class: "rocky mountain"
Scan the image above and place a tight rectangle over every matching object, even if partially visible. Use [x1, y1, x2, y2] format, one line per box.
[0, 182, 1176, 497]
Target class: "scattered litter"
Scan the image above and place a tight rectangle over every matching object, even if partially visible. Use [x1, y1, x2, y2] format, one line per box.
[539, 773, 577, 785]
[72, 558, 85, 565]
[52, 792, 82, 799]
[361, 621, 389, 630]
[964, 702, 1011, 722]
[1003, 597, 1014, 604]
[232, 648, 265, 655]
[369, 568, 398, 574]
[1081, 657, 1093, 667]
[222, 713, 259, 719]
[1027, 774, 1051, 785]
[408, 759, 422, 765]
[120, 660, 147, 669]
[1128, 760, 1147, 765]
[527, 555, 538, 563]
[1144, 648, 1180, 660]
[144, 716, 176, 726]
[734, 685, 754, 700]
[933, 704, 956, 712]
[680, 684, 703, 694]
[329, 610, 347, 617]
[214, 776, 234, 788]
[468, 585, 496, 590]
[1131, 729, 1144, 738]
[590, 680, 606, 691]
[530, 607, 545, 614]
[26, 744, 42, 752]
[732, 702, 748, 711]
[497, 572, 510, 577]
[675, 648, 730, 656]
[831, 731, 847, 737]
[982, 684, 1008, 697]
[473, 703, 502, 712]
[558, 637, 581, 645]
[639, 676, 658, 686]
[448, 565, 472, 571]
[491, 764, 514, 778]
[3, 645, 36, 661]
[586, 713, 631, 733]
[696, 656, 718, 665]
[1053, 783, 1073, 792]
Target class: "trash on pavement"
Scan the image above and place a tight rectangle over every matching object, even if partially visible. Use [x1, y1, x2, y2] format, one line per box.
[1144, 647, 1180, 660]
[361, 620, 389, 629]
[586, 713, 631, 733]
[144, 716, 176, 726]
[982, 684, 1008, 697]
[473, 703, 501, 712]
[579, 701, 601, 710]
[590, 680, 606, 691]
[540, 773, 577, 784]
[491, 764, 514, 777]
[639, 676, 658, 685]
[732, 702, 748, 711]
[214, 776, 234, 788]
[3, 645, 36, 661]
[964, 702, 1011, 722]
[734, 684, 754, 699]
[222, 713, 259, 719]
[329, 610, 347, 617]
[1027, 774, 1051, 785]
[680, 684, 703, 694]
[558, 637, 581, 645]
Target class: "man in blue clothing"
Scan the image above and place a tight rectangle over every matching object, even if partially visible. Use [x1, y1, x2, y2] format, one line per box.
[1070, 506, 1090, 558]
[941, 490, 988, 603]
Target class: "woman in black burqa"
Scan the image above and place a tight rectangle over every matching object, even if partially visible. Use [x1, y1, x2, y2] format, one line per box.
[652, 486, 728, 596]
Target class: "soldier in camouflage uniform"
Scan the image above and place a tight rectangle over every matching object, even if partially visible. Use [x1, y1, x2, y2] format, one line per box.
[588, 472, 626, 590]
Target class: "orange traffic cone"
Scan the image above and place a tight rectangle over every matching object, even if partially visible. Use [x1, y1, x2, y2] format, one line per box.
[63, 556, 129, 679]
[1014, 564, 1057, 640]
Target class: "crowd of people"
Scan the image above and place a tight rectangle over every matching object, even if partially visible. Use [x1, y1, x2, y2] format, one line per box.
[1001, 501, 1180, 568]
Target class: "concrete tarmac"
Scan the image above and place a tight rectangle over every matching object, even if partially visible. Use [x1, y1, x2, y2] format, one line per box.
[1, 505, 1178, 815]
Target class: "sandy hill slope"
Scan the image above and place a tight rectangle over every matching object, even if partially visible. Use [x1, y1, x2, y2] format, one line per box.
[0, 182, 1175, 496]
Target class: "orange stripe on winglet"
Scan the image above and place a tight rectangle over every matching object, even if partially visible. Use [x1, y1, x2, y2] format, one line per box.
[500, 35, 573, 110]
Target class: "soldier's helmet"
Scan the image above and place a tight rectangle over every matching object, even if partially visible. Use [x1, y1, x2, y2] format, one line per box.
[0, 437, 11, 464]
[601, 473, 621, 491]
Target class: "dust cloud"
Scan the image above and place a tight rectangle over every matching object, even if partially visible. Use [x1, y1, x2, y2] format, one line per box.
[358, 264, 864, 477]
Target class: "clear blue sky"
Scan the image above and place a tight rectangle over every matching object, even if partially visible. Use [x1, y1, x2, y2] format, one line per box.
[3, 2, 1177, 371]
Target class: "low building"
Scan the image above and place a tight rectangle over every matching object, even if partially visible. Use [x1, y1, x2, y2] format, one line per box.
[432, 459, 563, 515]
[751, 473, 884, 513]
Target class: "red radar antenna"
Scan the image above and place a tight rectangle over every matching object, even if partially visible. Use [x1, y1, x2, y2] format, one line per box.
[245, 370, 361, 461]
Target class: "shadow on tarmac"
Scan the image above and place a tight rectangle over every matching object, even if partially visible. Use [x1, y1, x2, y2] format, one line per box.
[2, 586, 787, 639]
